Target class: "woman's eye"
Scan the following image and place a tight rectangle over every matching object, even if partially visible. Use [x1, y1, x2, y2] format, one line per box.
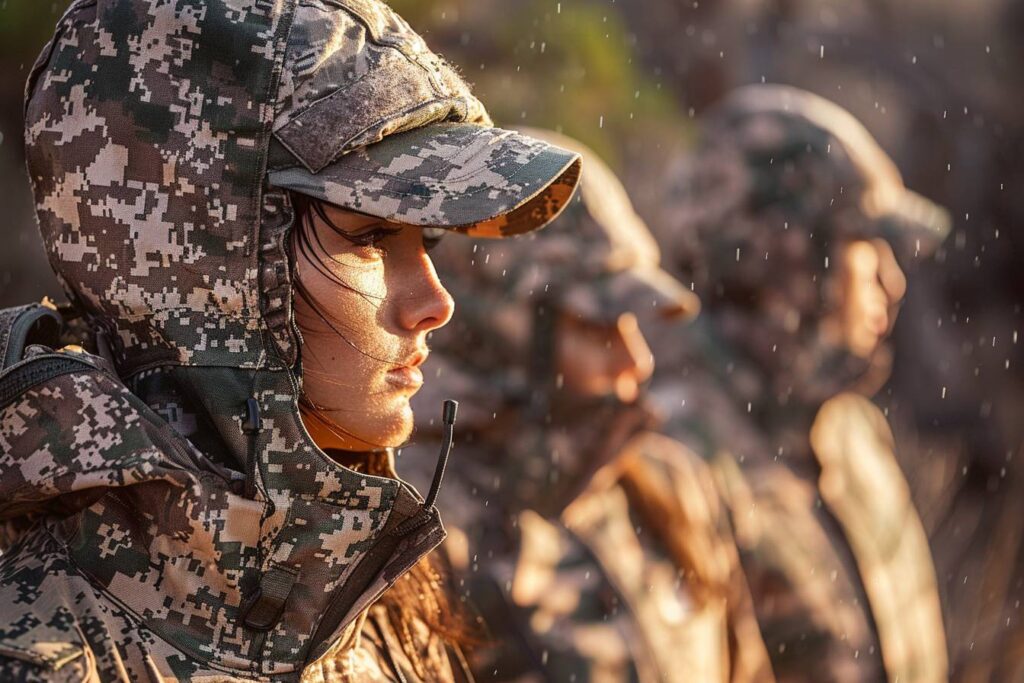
[345, 227, 399, 256]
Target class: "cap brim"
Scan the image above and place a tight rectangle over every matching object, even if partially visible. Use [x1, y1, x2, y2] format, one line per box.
[561, 266, 701, 324]
[268, 122, 582, 238]
[876, 188, 951, 259]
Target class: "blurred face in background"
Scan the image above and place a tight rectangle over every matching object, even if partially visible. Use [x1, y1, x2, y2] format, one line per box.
[556, 311, 655, 403]
[293, 199, 455, 451]
[827, 238, 907, 358]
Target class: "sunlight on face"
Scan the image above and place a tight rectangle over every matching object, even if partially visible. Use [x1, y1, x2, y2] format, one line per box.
[292, 199, 454, 451]
[830, 239, 907, 359]
[555, 312, 655, 403]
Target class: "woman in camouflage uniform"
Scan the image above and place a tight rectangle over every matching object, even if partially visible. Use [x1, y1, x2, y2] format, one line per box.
[402, 130, 774, 683]
[0, 0, 580, 680]
[650, 85, 950, 683]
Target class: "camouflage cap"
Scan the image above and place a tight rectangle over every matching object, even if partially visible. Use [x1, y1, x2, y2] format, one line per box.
[695, 85, 950, 258]
[266, 1, 581, 237]
[415, 128, 697, 402]
[518, 127, 699, 322]
[656, 84, 952, 310]
[269, 123, 582, 238]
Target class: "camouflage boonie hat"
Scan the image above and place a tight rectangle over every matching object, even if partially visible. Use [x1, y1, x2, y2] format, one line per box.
[266, 4, 581, 238]
[518, 127, 699, 322]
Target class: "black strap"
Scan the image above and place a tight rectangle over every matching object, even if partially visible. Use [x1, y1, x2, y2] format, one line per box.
[0, 304, 62, 370]
[241, 565, 299, 631]
[0, 355, 94, 412]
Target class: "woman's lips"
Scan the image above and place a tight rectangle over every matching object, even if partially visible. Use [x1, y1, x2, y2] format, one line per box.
[386, 365, 424, 390]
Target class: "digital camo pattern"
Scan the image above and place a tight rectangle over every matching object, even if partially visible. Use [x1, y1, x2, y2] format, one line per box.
[25, 0, 578, 375]
[24, 0, 284, 373]
[398, 130, 771, 682]
[1, 0, 555, 678]
[651, 85, 947, 682]
[269, 123, 582, 239]
[268, 2, 581, 240]
[0, 349, 439, 680]
[0, 354, 262, 680]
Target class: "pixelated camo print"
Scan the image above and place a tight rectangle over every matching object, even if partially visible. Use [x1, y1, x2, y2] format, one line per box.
[24, 0, 284, 372]
[6, 0, 493, 679]
[0, 352, 421, 679]
[269, 123, 582, 238]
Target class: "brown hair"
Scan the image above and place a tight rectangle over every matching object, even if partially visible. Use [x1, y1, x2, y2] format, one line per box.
[328, 450, 477, 678]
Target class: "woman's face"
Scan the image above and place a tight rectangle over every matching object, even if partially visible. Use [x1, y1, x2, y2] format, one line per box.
[292, 199, 454, 451]
[555, 312, 655, 403]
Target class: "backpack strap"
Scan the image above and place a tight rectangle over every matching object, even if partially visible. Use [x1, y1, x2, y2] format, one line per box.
[0, 303, 63, 371]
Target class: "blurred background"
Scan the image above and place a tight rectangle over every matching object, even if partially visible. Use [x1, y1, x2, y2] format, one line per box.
[1, 0, 1021, 678]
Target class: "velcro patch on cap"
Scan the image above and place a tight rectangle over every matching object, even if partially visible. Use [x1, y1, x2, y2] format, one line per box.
[275, 49, 470, 173]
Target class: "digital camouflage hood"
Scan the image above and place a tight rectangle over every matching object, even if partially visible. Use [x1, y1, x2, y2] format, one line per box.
[0, 0, 579, 680]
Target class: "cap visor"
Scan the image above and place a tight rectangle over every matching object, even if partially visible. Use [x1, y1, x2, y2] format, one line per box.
[268, 122, 581, 238]
[877, 188, 951, 259]
[562, 266, 701, 324]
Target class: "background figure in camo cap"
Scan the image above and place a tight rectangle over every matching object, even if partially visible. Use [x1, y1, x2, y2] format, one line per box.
[648, 84, 950, 682]
[401, 129, 775, 682]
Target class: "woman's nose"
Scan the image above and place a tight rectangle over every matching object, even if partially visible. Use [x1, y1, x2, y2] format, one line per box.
[399, 251, 456, 334]
[611, 312, 655, 387]
[874, 238, 907, 305]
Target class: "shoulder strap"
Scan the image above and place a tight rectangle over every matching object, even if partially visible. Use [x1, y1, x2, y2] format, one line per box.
[0, 303, 63, 371]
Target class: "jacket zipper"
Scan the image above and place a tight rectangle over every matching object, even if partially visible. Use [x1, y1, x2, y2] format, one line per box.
[303, 400, 458, 664]
[302, 510, 418, 664]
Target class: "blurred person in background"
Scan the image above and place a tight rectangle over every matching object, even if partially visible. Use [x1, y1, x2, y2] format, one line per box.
[402, 129, 775, 683]
[0, 0, 581, 680]
[650, 84, 951, 683]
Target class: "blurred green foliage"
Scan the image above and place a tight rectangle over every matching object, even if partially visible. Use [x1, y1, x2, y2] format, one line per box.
[389, 0, 686, 169]
[0, 0, 688, 171]
[0, 0, 72, 59]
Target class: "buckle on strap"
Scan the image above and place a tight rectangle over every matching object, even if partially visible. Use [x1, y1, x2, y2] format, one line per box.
[240, 565, 299, 632]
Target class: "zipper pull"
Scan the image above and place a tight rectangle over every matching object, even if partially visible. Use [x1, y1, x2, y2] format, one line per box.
[423, 399, 457, 513]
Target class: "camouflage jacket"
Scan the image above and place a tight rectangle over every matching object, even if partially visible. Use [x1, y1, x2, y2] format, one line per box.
[0, 306, 465, 682]
[0, 0, 518, 679]
[401, 359, 773, 683]
[652, 322, 947, 683]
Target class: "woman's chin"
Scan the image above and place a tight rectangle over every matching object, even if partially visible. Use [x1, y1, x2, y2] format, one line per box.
[357, 405, 415, 449]
[301, 402, 414, 451]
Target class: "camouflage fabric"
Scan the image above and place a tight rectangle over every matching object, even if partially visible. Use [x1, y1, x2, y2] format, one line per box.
[3, 0, 580, 680]
[399, 131, 772, 682]
[650, 85, 948, 682]
[269, 123, 581, 239]
[268, 0, 582, 240]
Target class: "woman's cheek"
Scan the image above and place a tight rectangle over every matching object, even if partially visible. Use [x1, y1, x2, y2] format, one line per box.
[334, 263, 390, 340]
